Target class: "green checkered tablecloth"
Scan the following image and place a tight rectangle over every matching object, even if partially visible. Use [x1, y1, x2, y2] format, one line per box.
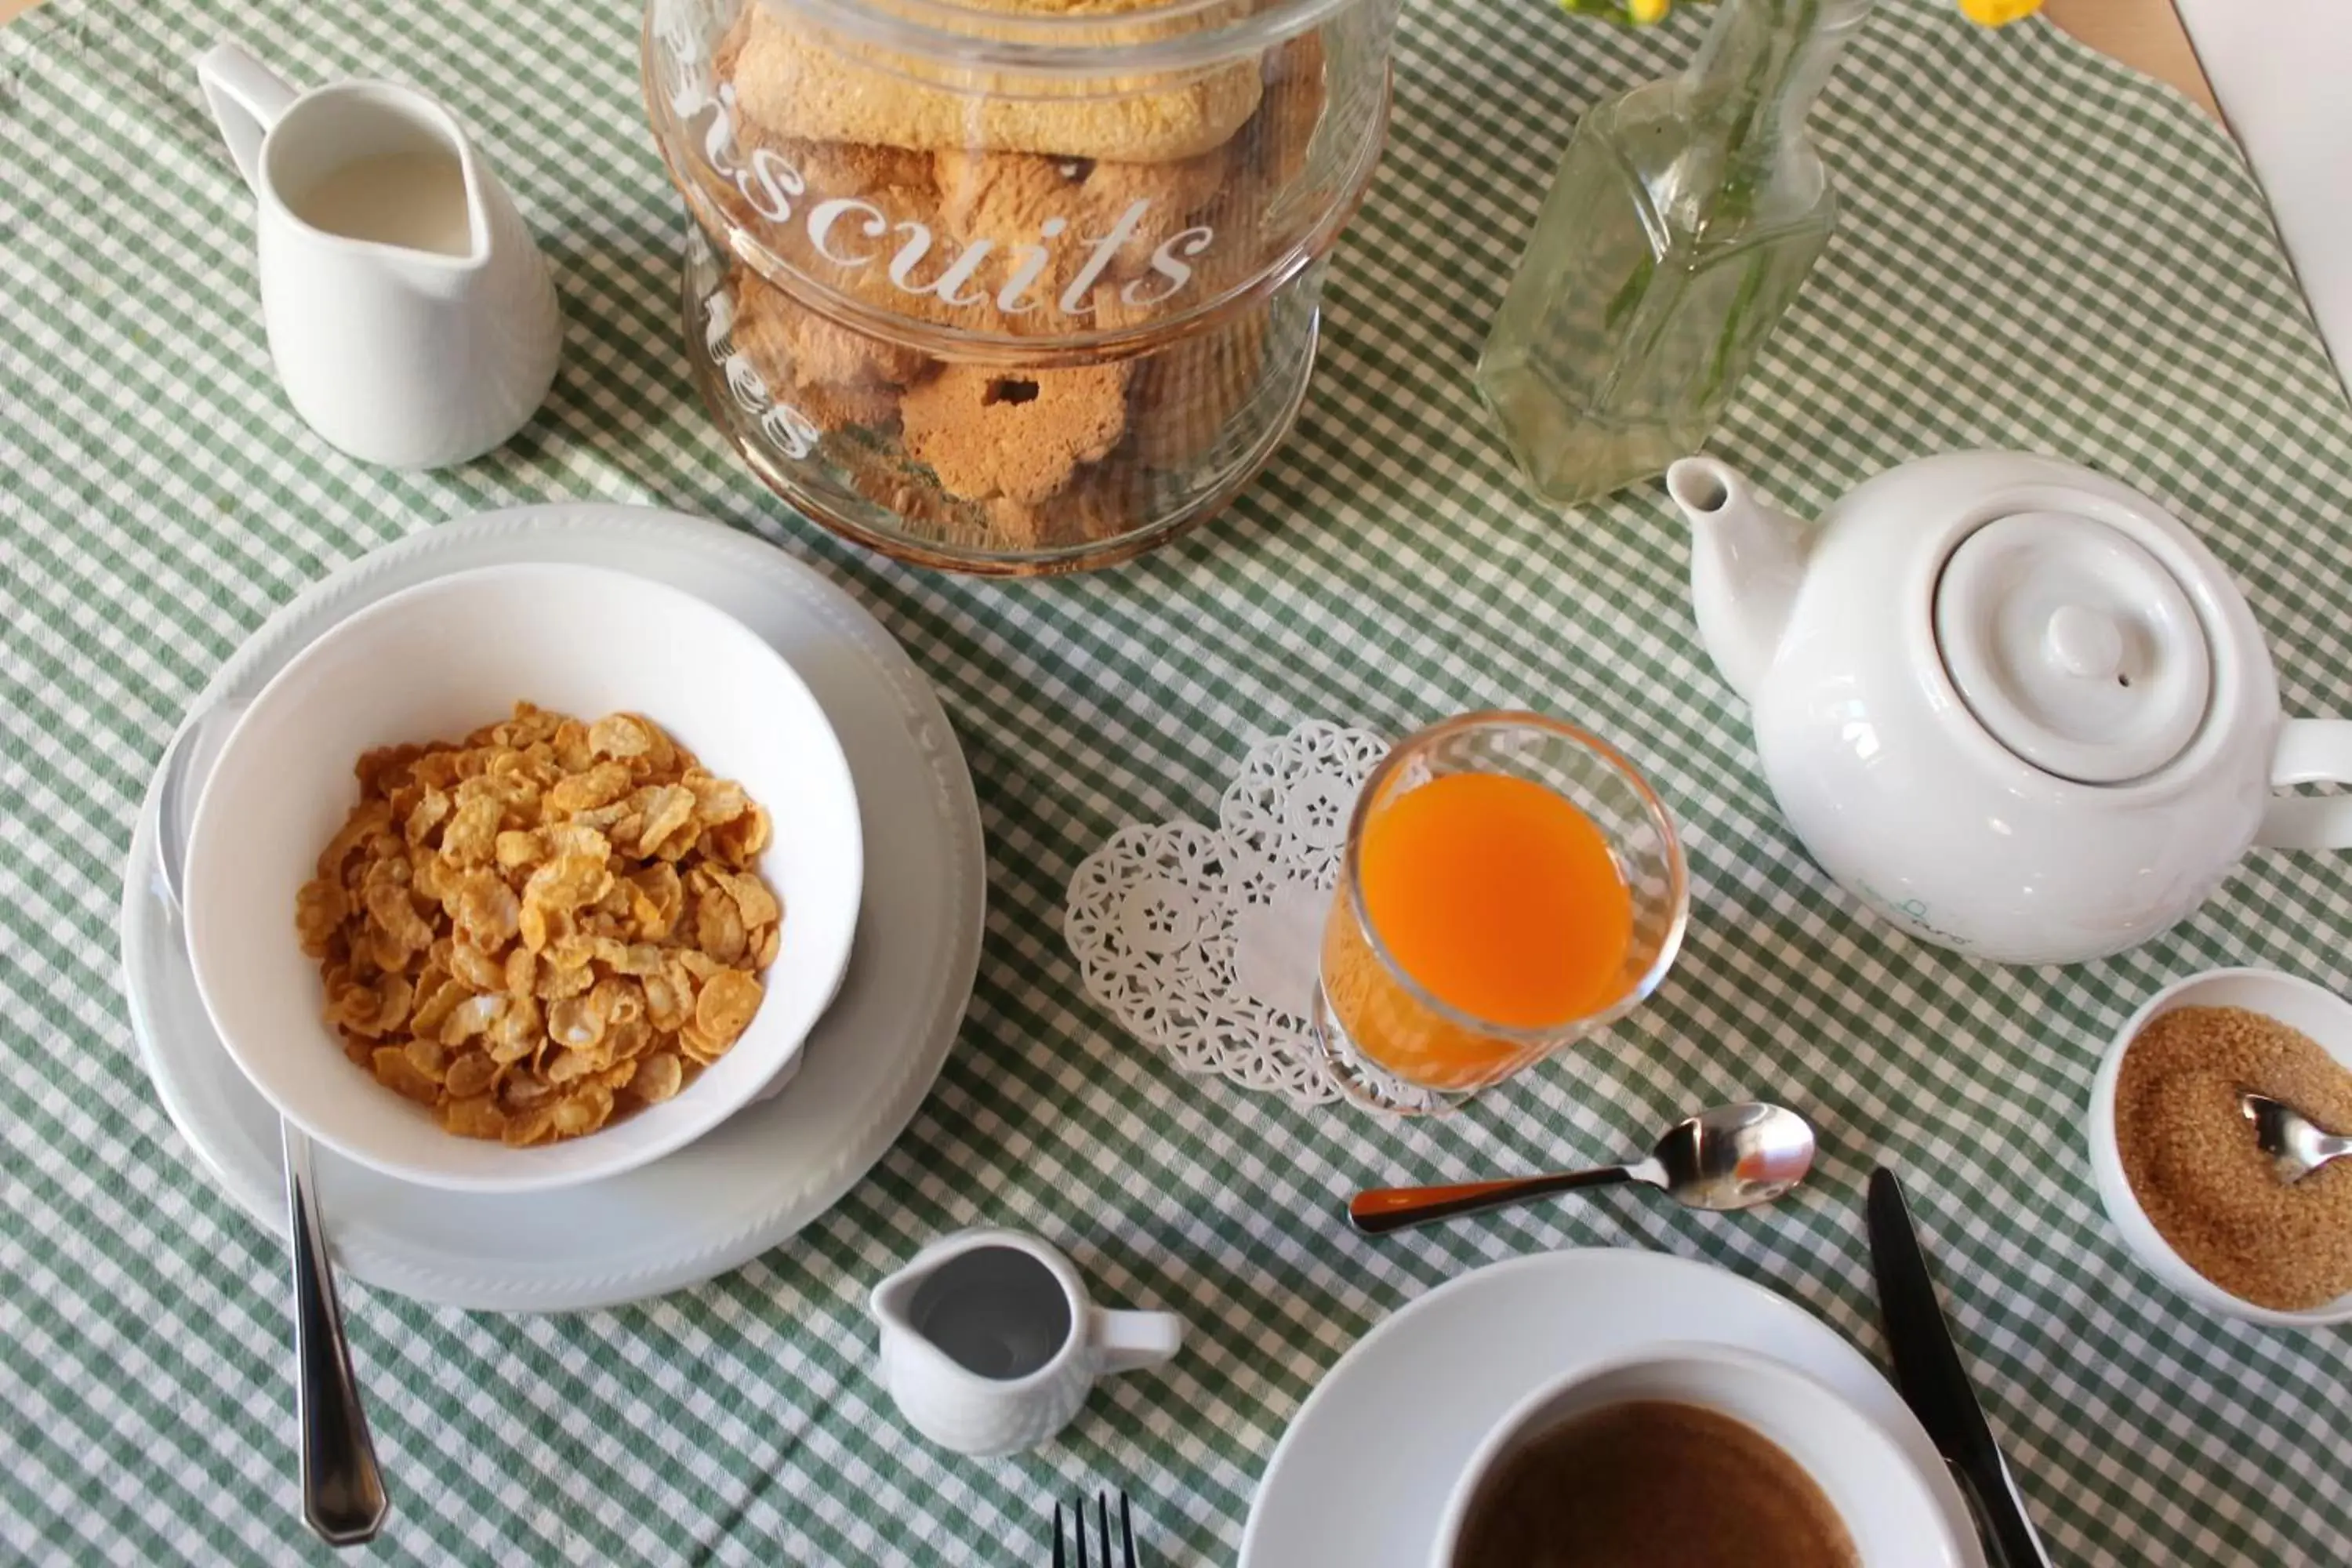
[7, 0, 2352, 1559]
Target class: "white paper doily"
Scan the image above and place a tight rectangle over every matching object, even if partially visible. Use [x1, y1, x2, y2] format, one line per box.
[1065, 722, 1391, 1105]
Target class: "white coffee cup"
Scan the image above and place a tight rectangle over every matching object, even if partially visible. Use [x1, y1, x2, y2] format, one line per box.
[1430, 1343, 1963, 1568]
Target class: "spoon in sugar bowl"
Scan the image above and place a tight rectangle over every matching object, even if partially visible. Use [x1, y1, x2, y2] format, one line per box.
[1346, 1102, 1817, 1236]
[2241, 1091, 2352, 1184]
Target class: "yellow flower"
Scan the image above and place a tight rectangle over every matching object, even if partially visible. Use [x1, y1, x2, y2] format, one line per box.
[1957, 0, 2044, 24]
[1561, 0, 2044, 27]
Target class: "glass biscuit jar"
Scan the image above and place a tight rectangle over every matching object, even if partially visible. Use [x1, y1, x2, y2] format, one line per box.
[643, 0, 1397, 574]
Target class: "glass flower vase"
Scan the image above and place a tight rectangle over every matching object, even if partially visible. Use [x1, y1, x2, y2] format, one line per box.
[1476, 0, 1874, 507]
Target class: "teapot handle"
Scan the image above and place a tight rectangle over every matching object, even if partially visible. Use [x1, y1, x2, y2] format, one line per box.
[2258, 720, 2352, 849]
[1087, 1307, 1184, 1376]
[197, 42, 299, 196]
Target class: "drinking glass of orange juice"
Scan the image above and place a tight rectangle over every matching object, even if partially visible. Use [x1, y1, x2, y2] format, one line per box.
[1313, 712, 1687, 1112]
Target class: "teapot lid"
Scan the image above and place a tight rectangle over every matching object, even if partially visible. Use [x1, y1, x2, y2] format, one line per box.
[1934, 511, 2211, 784]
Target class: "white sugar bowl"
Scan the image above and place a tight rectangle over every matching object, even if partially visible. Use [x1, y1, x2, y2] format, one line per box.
[1675, 451, 2352, 965]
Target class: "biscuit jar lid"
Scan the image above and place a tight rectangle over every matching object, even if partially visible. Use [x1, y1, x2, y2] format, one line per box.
[764, 0, 1367, 76]
[643, 0, 1396, 349]
[1934, 510, 2212, 785]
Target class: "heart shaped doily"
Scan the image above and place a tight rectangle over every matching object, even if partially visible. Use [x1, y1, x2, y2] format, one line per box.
[1064, 722, 1392, 1106]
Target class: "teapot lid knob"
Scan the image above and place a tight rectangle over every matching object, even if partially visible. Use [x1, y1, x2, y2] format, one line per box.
[1935, 511, 2212, 784]
[2044, 604, 2125, 681]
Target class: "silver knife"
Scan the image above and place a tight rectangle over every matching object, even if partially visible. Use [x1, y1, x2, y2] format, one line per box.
[1867, 1167, 2054, 1568]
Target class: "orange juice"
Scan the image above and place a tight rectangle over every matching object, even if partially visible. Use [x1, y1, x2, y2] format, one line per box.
[1323, 772, 1634, 1088]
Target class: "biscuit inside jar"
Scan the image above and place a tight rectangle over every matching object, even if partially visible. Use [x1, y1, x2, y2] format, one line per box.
[902, 361, 1131, 508]
[725, 3, 1265, 163]
[724, 265, 1277, 554]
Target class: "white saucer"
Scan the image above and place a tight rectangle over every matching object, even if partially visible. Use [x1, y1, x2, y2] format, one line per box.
[1240, 1249, 1987, 1567]
[118, 503, 985, 1312]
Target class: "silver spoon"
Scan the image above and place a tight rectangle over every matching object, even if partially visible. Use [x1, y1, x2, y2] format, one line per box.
[2239, 1091, 2352, 1184]
[1346, 1102, 1817, 1236]
[159, 711, 389, 1547]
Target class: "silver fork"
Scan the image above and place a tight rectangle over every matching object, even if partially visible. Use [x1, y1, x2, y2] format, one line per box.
[1051, 1489, 1138, 1568]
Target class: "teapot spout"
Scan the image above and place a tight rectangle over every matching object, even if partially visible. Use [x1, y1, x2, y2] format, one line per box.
[1669, 458, 1811, 707]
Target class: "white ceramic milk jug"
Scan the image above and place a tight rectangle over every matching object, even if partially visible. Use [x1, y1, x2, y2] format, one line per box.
[196, 42, 561, 470]
[870, 1229, 1185, 1458]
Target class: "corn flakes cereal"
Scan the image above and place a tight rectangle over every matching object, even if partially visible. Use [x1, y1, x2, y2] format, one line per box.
[296, 704, 782, 1146]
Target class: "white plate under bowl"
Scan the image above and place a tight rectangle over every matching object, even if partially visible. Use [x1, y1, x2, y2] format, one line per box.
[184, 562, 865, 1194]
[1239, 1248, 1985, 1568]
[118, 503, 984, 1311]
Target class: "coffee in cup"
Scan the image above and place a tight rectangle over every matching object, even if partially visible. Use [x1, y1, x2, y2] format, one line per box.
[1430, 1343, 1961, 1568]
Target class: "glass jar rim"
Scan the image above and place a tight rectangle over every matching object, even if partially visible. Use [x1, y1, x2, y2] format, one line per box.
[754, 0, 1361, 78]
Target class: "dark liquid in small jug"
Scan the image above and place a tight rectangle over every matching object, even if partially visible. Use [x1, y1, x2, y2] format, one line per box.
[906, 1247, 1072, 1381]
[1453, 1400, 1857, 1568]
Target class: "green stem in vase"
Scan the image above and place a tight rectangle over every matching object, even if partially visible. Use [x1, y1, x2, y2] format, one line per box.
[1475, 0, 1864, 506]
[1690, 0, 1838, 409]
[1702, 245, 1774, 399]
[1602, 252, 1658, 330]
[1697, 0, 1825, 242]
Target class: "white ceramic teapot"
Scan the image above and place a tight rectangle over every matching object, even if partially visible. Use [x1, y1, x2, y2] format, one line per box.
[1670, 451, 2352, 965]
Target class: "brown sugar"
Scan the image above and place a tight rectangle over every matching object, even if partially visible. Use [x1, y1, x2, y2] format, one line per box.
[2114, 1005, 2352, 1311]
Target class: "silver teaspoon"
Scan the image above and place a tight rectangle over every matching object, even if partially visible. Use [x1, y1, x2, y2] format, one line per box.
[159, 713, 389, 1546]
[1346, 1101, 1817, 1236]
[2240, 1091, 2352, 1184]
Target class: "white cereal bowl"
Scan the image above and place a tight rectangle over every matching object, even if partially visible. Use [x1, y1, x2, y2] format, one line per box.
[2087, 966, 2352, 1327]
[183, 562, 863, 1194]
[1428, 1342, 1962, 1568]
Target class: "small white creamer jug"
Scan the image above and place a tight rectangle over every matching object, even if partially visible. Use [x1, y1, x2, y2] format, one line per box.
[196, 42, 561, 470]
[870, 1229, 1185, 1458]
